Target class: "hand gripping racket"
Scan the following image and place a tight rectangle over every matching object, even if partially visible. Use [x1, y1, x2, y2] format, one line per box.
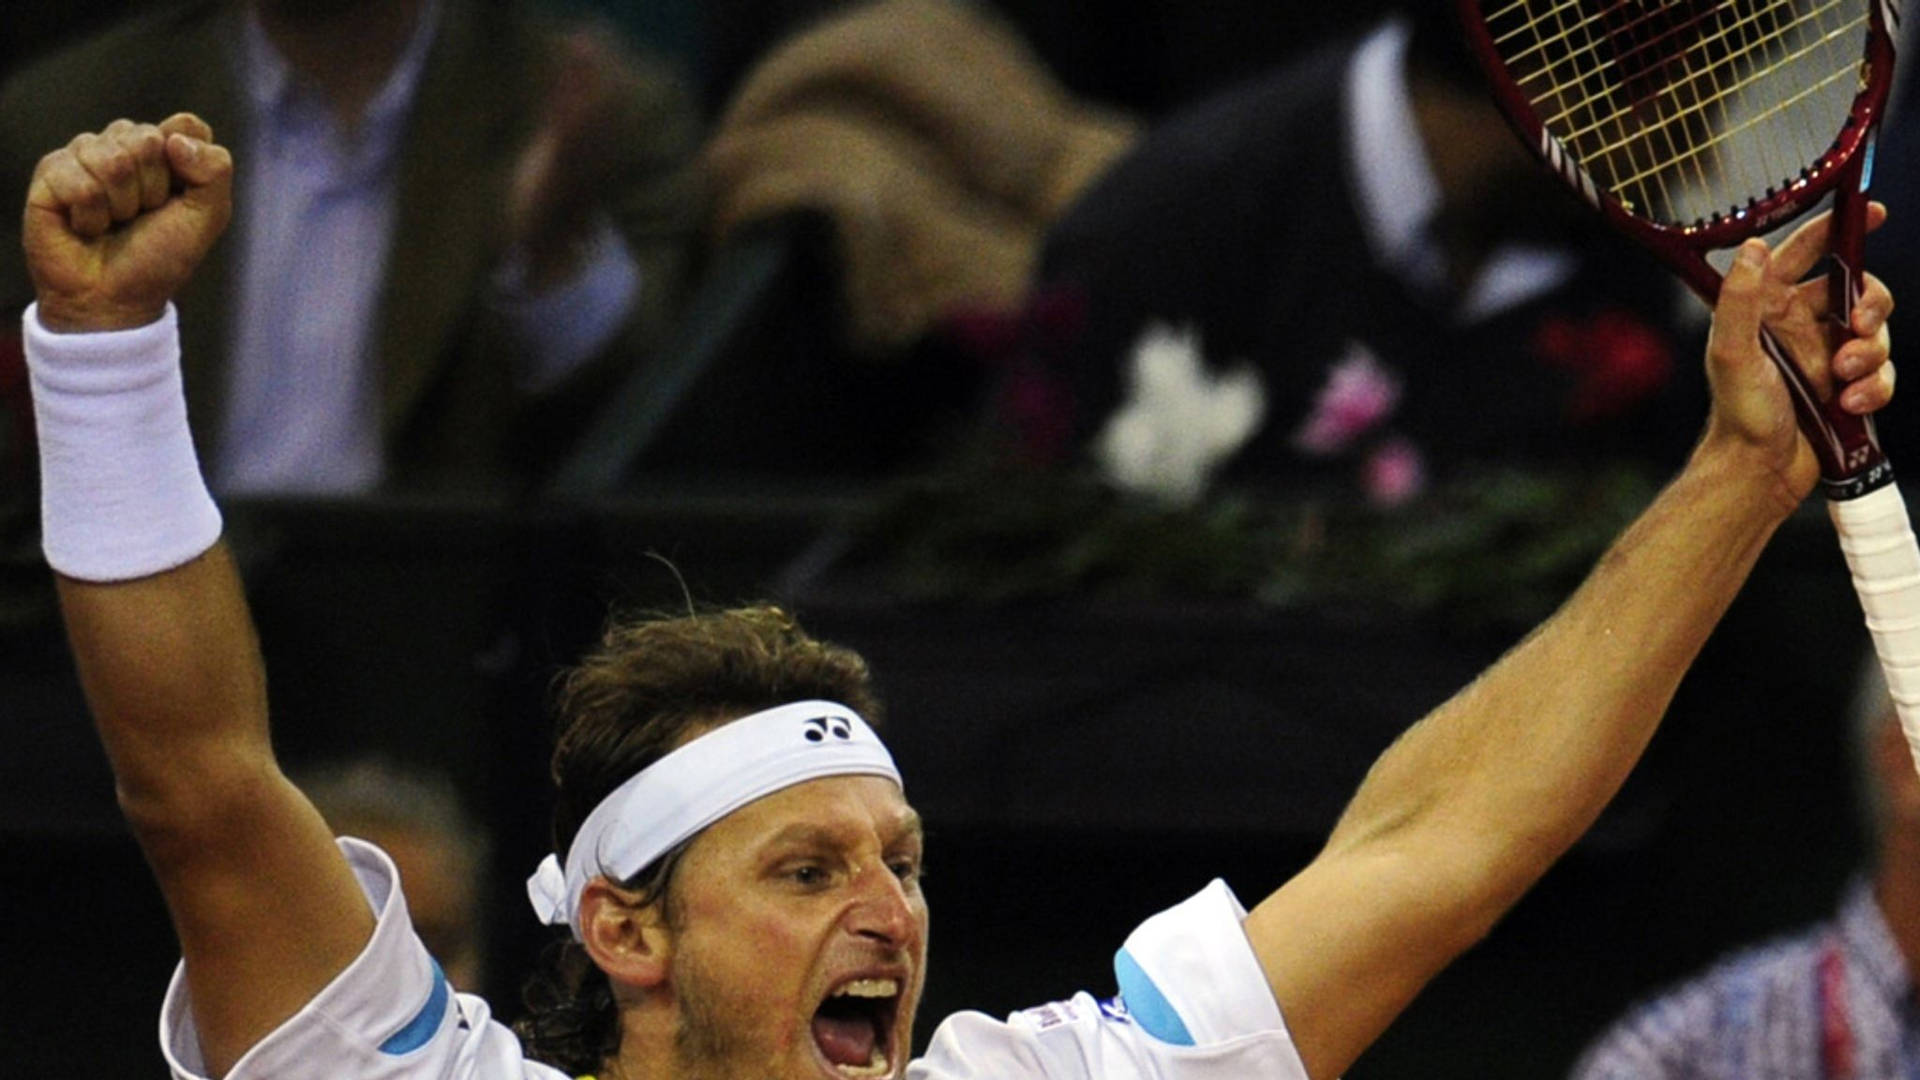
[1457, 0, 1920, 772]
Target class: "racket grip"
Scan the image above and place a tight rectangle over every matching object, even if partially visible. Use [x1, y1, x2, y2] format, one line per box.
[1830, 485, 1920, 777]
[1757, 327, 1890, 498]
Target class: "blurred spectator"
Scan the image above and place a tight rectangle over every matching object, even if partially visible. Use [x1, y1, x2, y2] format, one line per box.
[1568, 655, 1920, 1079]
[1038, 7, 1701, 500]
[706, 2, 1698, 500]
[0, 0, 701, 499]
[298, 757, 491, 994]
[703, 0, 1138, 353]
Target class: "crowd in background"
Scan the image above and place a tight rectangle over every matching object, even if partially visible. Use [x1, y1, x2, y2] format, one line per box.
[4, 1, 1920, 1076]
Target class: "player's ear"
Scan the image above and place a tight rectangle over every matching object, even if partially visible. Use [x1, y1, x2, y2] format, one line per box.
[579, 878, 671, 990]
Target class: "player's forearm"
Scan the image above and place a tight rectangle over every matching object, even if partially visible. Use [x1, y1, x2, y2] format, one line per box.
[56, 543, 273, 827]
[38, 323, 367, 1080]
[1325, 436, 1790, 904]
[25, 302, 272, 833]
[64, 536, 376, 1077]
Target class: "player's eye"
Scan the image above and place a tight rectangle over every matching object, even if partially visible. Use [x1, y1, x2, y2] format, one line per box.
[786, 863, 829, 887]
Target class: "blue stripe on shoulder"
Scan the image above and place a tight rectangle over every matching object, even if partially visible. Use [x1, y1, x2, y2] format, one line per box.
[1113, 948, 1195, 1046]
[380, 958, 451, 1055]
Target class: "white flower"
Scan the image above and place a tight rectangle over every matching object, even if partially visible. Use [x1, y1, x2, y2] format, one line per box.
[1094, 324, 1267, 506]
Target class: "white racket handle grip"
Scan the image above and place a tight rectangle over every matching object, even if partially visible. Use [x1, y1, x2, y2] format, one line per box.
[1830, 484, 1920, 777]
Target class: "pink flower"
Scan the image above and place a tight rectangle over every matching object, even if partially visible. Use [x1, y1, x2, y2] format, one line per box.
[941, 285, 1090, 466]
[1363, 437, 1426, 507]
[1292, 344, 1402, 456]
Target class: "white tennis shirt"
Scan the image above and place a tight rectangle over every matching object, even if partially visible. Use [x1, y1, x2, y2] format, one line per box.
[159, 840, 1309, 1080]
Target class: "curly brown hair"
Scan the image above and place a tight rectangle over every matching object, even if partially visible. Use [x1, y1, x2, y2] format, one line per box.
[514, 605, 883, 1076]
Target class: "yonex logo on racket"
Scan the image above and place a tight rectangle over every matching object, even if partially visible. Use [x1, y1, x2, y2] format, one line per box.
[802, 716, 853, 742]
[1749, 202, 1802, 230]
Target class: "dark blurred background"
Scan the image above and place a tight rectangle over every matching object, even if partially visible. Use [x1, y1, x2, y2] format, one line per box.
[1, 1, 1910, 1076]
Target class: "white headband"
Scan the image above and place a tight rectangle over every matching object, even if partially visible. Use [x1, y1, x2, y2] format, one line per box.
[526, 700, 901, 938]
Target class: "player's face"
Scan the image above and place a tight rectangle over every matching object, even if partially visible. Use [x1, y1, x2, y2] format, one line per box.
[664, 775, 928, 1080]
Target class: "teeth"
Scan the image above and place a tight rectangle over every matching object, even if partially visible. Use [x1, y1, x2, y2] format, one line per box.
[832, 978, 899, 998]
[834, 1048, 890, 1078]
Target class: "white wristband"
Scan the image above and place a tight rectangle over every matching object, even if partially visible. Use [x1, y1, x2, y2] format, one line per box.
[25, 302, 222, 582]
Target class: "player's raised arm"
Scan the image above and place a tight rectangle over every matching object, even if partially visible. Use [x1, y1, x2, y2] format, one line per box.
[1242, 219, 1895, 1080]
[26, 116, 372, 1077]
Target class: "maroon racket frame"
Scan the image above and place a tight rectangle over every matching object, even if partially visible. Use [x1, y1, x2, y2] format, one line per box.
[1456, 0, 1902, 497]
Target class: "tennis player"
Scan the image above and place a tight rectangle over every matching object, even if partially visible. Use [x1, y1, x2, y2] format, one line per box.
[25, 116, 1895, 1080]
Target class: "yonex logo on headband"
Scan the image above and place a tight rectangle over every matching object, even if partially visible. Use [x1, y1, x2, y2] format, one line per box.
[526, 700, 902, 939]
[803, 715, 853, 741]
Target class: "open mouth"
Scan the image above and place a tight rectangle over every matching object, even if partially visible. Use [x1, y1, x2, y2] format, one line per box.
[810, 976, 901, 1078]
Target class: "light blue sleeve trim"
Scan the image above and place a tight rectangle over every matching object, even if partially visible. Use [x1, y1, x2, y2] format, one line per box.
[378, 958, 450, 1055]
[1114, 947, 1196, 1046]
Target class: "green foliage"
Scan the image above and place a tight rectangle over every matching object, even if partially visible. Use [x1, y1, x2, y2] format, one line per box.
[847, 462, 1660, 626]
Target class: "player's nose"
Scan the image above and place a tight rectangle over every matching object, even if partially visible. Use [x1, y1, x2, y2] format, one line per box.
[846, 861, 918, 946]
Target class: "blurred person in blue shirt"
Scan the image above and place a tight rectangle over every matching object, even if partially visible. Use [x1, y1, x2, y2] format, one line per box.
[0, 0, 701, 498]
[1570, 654, 1920, 1080]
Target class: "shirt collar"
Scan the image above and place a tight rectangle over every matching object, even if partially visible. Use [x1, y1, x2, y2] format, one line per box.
[1343, 17, 1577, 322]
[237, 10, 294, 119]
[237, 0, 443, 151]
[1345, 17, 1446, 297]
[1838, 876, 1915, 1011]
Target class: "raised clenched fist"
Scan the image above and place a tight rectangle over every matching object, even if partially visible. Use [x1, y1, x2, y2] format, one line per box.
[24, 112, 232, 333]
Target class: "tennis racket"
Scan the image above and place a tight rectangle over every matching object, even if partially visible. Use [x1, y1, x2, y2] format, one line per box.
[1456, 0, 1920, 771]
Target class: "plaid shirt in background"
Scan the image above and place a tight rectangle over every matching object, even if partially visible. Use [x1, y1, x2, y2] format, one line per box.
[1570, 880, 1919, 1080]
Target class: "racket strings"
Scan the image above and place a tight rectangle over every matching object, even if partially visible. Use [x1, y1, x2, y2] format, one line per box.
[1500, 0, 1721, 89]
[1523, 4, 1716, 217]
[1594, 16, 1859, 181]
[1733, 0, 1860, 199]
[1483, 0, 1869, 224]
[1505, 0, 1773, 194]
[1592, 0, 1854, 191]
[1590, 1, 1718, 208]
[1537, 0, 1686, 210]
[1531, 0, 1853, 215]
[1524, 2, 1843, 150]
[1607, 61, 1856, 189]
[1535, 2, 1826, 141]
